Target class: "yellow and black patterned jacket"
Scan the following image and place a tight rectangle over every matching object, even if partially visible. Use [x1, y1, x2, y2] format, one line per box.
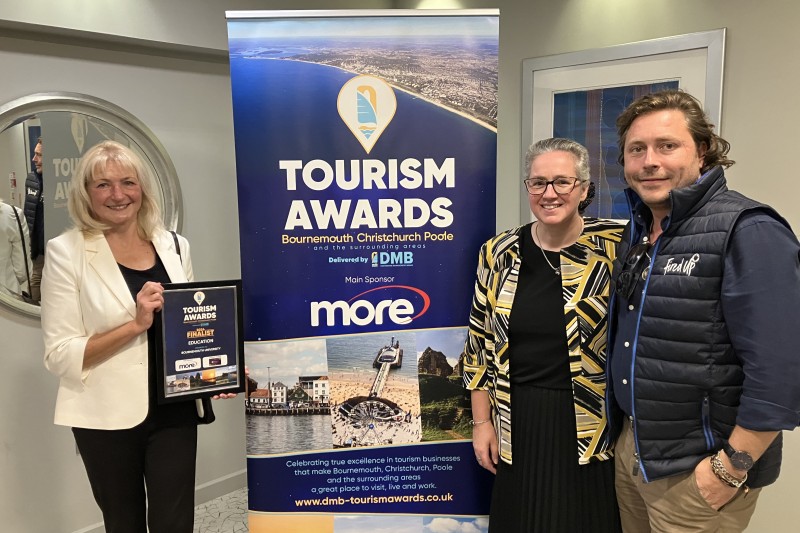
[463, 218, 623, 465]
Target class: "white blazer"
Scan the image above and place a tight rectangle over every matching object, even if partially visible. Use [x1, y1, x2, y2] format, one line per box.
[0, 201, 32, 294]
[41, 227, 193, 430]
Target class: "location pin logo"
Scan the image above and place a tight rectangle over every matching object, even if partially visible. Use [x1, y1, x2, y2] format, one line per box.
[70, 113, 89, 153]
[337, 75, 397, 154]
[193, 291, 205, 305]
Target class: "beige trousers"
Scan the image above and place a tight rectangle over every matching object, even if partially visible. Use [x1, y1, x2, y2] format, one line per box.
[615, 421, 760, 532]
[30, 254, 44, 303]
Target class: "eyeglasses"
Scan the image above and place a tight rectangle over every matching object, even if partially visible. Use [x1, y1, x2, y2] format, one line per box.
[523, 177, 580, 195]
[615, 242, 652, 300]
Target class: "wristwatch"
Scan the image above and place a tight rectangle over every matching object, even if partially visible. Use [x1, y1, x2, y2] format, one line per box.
[723, 442, 754, 471]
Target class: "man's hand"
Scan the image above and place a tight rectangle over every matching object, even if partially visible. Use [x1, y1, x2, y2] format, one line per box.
[694, 456, 740, 510]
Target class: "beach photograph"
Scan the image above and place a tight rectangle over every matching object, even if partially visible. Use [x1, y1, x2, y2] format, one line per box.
[327, 331, 421, 447]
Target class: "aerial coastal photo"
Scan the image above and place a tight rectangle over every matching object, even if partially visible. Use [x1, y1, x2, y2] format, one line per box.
[328, 331, 422, 447]
[244, 332, 426, 454]
[279, 39, 497, 128]
[228, 16, 498, 129]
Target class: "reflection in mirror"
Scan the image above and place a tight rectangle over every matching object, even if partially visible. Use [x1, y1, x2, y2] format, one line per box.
[0, 93, 182, 317]
[0, 195, 32, 303]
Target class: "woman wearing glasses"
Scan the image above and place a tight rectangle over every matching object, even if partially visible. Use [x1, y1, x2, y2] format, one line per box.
[463, 138, 623, 532]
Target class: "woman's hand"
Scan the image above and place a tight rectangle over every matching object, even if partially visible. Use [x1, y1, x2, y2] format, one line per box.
[473, 422, 499, 474]
[133, 281, 164, 333]
[212, 393, 238, 399]
[212, 366, 249, 400]
[82, 281, 164, 369]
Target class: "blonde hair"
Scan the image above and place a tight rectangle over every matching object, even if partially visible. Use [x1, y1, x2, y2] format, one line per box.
[67, 140, 163, 239]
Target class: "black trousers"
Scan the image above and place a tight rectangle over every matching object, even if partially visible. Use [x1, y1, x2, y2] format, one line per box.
[72, 421, 198, 533]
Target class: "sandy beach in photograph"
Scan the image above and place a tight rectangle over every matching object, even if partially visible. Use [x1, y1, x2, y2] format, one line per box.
[330, 370, 420, 415]
[330, 370, 422, 446]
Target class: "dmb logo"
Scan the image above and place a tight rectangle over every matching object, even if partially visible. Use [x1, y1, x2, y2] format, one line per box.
[371, 251, 414, 267]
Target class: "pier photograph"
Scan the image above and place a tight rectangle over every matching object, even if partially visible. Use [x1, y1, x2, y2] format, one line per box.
[327, 331, 422, 447]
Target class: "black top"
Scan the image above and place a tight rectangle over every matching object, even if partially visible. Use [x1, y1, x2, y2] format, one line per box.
[507, 224, 571, 389]
[24, 171, 44, 258]
[118, 253, 197, 427]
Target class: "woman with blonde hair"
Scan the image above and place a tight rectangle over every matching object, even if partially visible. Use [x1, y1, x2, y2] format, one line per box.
[41, 140, 231, 532]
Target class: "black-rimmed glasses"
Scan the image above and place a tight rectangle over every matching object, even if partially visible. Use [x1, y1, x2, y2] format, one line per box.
[615, 242, 652, 300]
[523, 177, 580, 195]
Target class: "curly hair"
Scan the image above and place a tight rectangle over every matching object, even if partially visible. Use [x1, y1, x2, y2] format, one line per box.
[615, 89, 733, 172]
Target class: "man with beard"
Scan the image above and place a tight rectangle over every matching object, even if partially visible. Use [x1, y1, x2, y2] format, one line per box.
[606, 89, 800, 532]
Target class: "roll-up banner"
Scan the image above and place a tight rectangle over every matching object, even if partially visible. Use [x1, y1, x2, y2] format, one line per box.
[226, 10, 498, 531]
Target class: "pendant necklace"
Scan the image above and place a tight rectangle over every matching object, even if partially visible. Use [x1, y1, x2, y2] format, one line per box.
[534, 222, 560, 276]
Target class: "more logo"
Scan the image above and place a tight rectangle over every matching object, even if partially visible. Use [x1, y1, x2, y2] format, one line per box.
[310, 285, 430, 327]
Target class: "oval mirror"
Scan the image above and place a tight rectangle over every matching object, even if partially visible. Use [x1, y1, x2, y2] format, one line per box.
[0, 92, 181, 317]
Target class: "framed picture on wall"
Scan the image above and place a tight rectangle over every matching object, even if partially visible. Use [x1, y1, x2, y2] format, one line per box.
[521, 29, 726, 221]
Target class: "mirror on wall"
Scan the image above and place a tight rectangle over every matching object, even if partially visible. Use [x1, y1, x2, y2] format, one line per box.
[0, 92, 182, 317]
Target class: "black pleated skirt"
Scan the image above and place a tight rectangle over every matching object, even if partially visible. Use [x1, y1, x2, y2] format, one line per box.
[488, 385, 621, 533]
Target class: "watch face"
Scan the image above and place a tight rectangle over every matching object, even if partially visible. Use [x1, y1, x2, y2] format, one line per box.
[731, 451, 754, 471]
[725, 443, 754, 471]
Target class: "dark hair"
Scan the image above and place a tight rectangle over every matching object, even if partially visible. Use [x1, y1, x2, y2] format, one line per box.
[615, 89, 733, 172]
[578, 181, 595, 214]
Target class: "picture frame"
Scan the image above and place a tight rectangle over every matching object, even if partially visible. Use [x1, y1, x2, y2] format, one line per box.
[156, 279, 246, 403]
[520, 29, 726, 221]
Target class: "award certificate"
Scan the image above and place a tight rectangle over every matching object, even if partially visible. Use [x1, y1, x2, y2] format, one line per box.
[156, 280, 245, 403]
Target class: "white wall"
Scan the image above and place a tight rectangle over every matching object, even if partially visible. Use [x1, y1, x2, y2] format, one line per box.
[1, 0, 799, 531]
[0, 0, 395, 52]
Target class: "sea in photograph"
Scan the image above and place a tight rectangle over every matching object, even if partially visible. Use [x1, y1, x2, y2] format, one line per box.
[247, 412, 332, 456]
[326, 331, 418, 380]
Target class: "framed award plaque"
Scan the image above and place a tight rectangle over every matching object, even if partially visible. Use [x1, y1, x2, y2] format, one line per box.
[156, 280, 245, 403]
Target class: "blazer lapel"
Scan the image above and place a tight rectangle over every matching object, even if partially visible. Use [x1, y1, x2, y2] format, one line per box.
[85, 233, 137, 318]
